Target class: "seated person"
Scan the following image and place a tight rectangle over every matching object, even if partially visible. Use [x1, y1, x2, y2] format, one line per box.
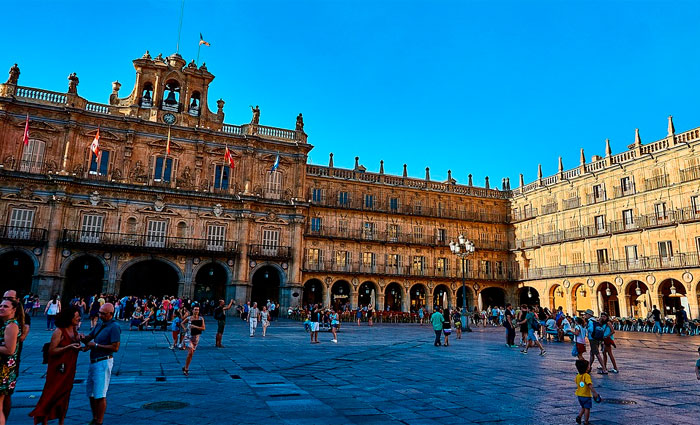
[130, 307, 143, 330]
[559, 316, 574, 341]
[545, 317, 559, 340]
[153, 308, 167, 330]
[141, 308, 153, 330]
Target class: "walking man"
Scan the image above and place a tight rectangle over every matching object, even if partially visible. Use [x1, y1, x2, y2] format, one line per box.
[518, 305, 546, 355]
[651, 305, 662, 334]
[214, 299, 234, 348]
[248, 302, 260, 337]
[584, 309, 608, 374]
[430, 307, 444, 346]
[82, 303, 121, 425]
[308, 304, 321, 343]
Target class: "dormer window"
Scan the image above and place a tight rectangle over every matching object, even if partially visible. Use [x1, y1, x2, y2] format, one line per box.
[141, 82, 154, 108]
[162, 80, 180, 112]
[188, 92, 201, 116]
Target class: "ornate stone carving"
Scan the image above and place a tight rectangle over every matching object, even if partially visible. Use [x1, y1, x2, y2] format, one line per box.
[154, 196, 165, 212]
[89, 191, 100, 206]
[296, 113, 304, 131]
[129, 160, 147, 183]
[213, 203, 223, 217]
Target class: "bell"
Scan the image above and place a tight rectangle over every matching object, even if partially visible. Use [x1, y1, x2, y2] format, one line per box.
[164, 90, 177, 105]
[143, 89, 152, 101]
[190, 97, 198, 108]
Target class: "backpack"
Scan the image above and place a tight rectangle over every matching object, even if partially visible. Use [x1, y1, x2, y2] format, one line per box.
[529, 315, 540, 332]
[590, 320, 605, 341]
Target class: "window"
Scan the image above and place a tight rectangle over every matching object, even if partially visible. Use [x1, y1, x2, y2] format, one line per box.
[414, 201, 422, 215]
[362, 222, 375, 240]
[146, 220, 167, 248]
[497, 261, 503, 275]
[572, 252, 583, 264]
[596, 249, 609, 264]
[334, 251, 350, 270]
[310, 217, 322, 232]
[592, 184, 605, 201]
[312, 188, 323, 203]
[80, 214, 104, 243]
[523, 204, 532, 217]
[89, 150, 110, 176]
[388, 224, 399, 242]
[658, 241, 673, 258]
[412, 256, 425, 275]
[413, 226, 423, 242]
[20, 139, 45, 173]
[8, 208, 35, 239]
[436, 257, 448, 276]
[436, 228, 447, 244]
[338, 191, 349, 206]
[386, 254, 400, 272]
[154, 157, 173, 182]
[696, 237, 700, 255]
[458, 258, 470, 274]
[262, 229, 280, 256]
[307, 248, 322, 268]
[622, 209, 634, 229]
[437, 202, 444, 217]
[362, 252, 376, 270]
[621, 176, 634, 194]
[204, 224, 225, 251]
[265, 171, 282, 199]
[176, 221, 187, 238]
[338, 219, 348, 235]
[364, 194, 374, 209]
[654, 203, 668, 221]
[389, 198, 399, 212]
[213, 165, 230, 189]
[625, 245, 638, 265]
[594, 215, 606, 233]
[692, 196, 700, 214]
[484, 260, 492, 275]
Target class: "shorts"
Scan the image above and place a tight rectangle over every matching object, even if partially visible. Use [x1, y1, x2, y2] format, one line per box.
[331, 323, 339, 328]
[443, 329, 452, 335]
[87, 358, 114, 399]
[310, 322, 319, 332]
[577, 396, 592, 409]
[576, 343, 587, 355]
[589, 340, 601, 355]
[217, 320, 226, 334]
[527, 328, 538, 341]
[454, 321, 461, 328]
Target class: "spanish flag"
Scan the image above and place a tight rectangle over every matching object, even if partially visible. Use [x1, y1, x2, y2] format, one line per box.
[224, 145, 234, 168]
[90, 127, 100, 156]
[22, 114, 30, 146]
[199, 33, 210, 47]
[166, 126, 171, 156]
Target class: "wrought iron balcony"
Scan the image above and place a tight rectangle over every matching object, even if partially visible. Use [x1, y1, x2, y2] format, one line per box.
[247, 244, 292, 260]
[680, 165, 700, 183]
[643, 174, 670, 191]
[301, 260, 515, 281]
[61, 230, 238, 256]
[613, 183, 636, 198]
[0, 225, 47, 246]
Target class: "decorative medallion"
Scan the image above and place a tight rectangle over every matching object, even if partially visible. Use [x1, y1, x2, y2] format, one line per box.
[103, 252, 112, 260]
[587, 278, 595, 288]
[163, 112, 176, 125]
[325, 277, 332, 285]
[473, 283, 480, 292]
[646, 274, 656, 285]
[249, 260, 256, 268]
[213, 203, 223, 217]
[282, 262, 288, 270]
[193, 257, 200, 265]
[32, 247, 42, 256]
[378, 278, 384, 286]
[562, 279, 570, 289]
[614, 276, 623, 286]
[154, 196, 165, 212]
[451, 282, 456, 290]
[352, 277, 359, 286]
[227, 259, 234, 266]
[89, 191, 100, 206]
[62, 249, 71, 257]
[682, 272, 693, 283]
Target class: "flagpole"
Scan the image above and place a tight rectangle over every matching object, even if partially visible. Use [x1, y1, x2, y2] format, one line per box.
[163, 126, 170, 181]
[196, 43, 201, 66]
[176, 0, 186, 54]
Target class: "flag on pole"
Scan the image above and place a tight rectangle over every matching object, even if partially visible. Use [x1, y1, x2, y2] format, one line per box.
[90, 127, 100, 156]
[224, 146, 235, 168]
[22, 114, 30, 146]
[270, 154, 280, 172]
[199, 33, 210, 46]
[166, 126, 171, 155]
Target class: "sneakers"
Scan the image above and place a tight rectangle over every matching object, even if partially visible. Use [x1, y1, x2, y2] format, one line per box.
[539, 350, 546, 356]
[575, 415, 582, 424]
[520, 350, 528, 354]
[610, 368, 619, 373]
[331, 339, 337, 343]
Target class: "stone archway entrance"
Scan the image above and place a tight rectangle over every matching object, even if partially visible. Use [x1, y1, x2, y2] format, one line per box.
[625, 280, 650, 318]
[659, 278, 687, 316]
[456, 286, 474, 311]
[571, 283, 592, 315]
[384, 282, 403, 312]
[550, 285, 566, 312]
[331, 280, 351, 310]
[0, 251, 34, 295]
[479, 287, 505, 310]
[518, 286, 540, 307]
[597, 282, 619, 316]
[302, 279, 324, 308]
[194, 262, 228, 304]
[409, 284, 426, 312]
[358, 281, 377, 307]
[120, 259, 179, 297]
[250, 265, 281, 308]
[63, 255, 104, 301]
[433, 284, 450, 309]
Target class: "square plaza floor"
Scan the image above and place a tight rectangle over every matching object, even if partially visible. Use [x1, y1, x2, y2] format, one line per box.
[9, 317, 700, 424]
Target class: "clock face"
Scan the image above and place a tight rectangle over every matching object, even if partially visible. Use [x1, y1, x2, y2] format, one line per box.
[163, 113, 176, 125]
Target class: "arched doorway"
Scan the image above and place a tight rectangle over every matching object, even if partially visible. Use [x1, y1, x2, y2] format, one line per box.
[456, 286, 474, 311]
[518, 286, 540, 307]
[479, 287, 505, 310]
[331, 280, 350, 310]
[410, 284, 426, 312]
[302, 279, 324, 308]
[120, 260, 179, 297]
[659, 278, 687, 316]
[0, 251, 34, 296]
[625, 280, 650, 318]
[433, 284, 450, 309]
[550, 285, 566, 312]
[571, 283, 592, 315]
[597, 282, 619, 316]
[384, 282, 403, 312]
[63, 255, 104, 301]
[250, 265, 281, 308]
[358, 281, 377, 307]
[194, 262, 227, 304]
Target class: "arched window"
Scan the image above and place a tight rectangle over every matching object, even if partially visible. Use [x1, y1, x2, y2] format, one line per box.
[20, 139, 45, 173]
[188, 91, 201, 116]
[162, 80, 180, 112]
[176, 221, 188, 238]
[126, 217, 138, 233]
[141, 82, 154, 108]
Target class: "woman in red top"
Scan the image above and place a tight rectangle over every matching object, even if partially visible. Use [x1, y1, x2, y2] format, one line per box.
[29, 305, 83, 425]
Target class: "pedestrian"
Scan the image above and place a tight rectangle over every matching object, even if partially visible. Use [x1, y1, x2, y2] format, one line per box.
[504, 303, 516, 347]
[269, 301, 276, 321]
[675, 306, 688, 335]
[260, 306, 270, 337]
[442, 308, 452, 346]
[367, 304, 374, 326]
[308, 304, 320, 343]
[651, 305, 662, 334]
[329, 309, 339, 343]
[3, 290, 31, 375]
[573, 317, 587, 361]
[45, 295, 61, 331]
[430, 308, 444, 346]
[695, 346, 700, 380]
[29, 305, 83, 425]
[418, 307, 424, 325]
[0, 299, 23, 425]
[33, 296, 41, 316]
[178, 308, 189, 349]
[170, 309, 182, 349]
[356, 306, 362, 326]
[599, 312, 619, 373]
[182, 305, 204, 376]
[517, 306, 528, 346]
[88, 297, 101, 329]
[81, 303, 120, 425]
[452, 308, 462, 339]
[242, 301, 250, 322]
[575, 359, 600, 425]
[518, 305, 546, 356]
[584, 309, 607, 374]
[248, 302, 260, 337]
[213, 299, 234, 348]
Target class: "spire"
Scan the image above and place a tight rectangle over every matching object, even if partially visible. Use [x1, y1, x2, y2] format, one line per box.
[447, 169, 453, 183]
[402, 164, 407, 178]
[425, 167, 430, 181]
[328, 153, 334, 168]
[558, 156, 563, 172]
[519, 173, 524, 187]
[354, 156, 360, 170]
[468, 174, 473, 186]
[667, 115, 675, 136]
[506, 177, 511, 190]
[379, 160, 384, 174]
[605, 139, 611, 157]
[502, 178, 506, 190]
[580, 148, 586, 165]
[537, 164, 543, 179]
[484, 176, 490, 189]
[634, 128, 642, 147]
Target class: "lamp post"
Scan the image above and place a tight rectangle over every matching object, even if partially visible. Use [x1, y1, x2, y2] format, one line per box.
[449, 234, 475, 332]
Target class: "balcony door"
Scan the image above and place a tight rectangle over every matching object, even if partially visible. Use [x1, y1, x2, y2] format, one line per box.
[20, 139, 45, 173]
[207, 225, 226, 251]
[262, 229, 280, 256]
[8, 208, 34, 239]
[80, 214, 104, 243]
[146, 220, 167, 248]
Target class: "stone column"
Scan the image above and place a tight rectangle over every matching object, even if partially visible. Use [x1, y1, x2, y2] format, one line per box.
[233, 217, 251, 305]
[620, 294, 630, 318]
[40, 196, 67, 299]
[565, 288, 575, 316]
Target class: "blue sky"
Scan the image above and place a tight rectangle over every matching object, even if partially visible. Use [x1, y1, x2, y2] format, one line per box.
[2, 0, 699, 187]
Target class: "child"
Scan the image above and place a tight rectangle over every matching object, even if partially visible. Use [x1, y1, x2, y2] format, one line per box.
[575, 359, 600, 425]
[695, 346, 700, 380]
[573, 317, 587, 361]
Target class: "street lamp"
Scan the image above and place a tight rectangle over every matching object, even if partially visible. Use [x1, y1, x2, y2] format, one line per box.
[449, 234, 475, 331]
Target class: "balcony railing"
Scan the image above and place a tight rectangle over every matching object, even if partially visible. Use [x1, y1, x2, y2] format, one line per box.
[248, 244, 292, 260]
[301, 260, 515, 281]
[562, 197, 581, 210]
[613, 183, 636, 198]
[511, 208, 537, 222]
[644, 174, 669, 191]
[680, 165, 700, 183]
[586, 192, 607, 205]
[541, 203, 558, 215]
[61, 230, 238, 255]
[0, 225, 48, 245]
[519, 252, 700, 280]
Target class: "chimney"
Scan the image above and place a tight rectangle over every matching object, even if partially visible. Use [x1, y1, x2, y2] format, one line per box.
[402, 164, 407, 178]
[379, 160, 384, 174]
[328, 153, 334, 168]
[425, 167, 430, 181]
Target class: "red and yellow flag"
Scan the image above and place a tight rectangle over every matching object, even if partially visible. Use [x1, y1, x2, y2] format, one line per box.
[224, 145, 234, 168]
[90, 127, 100, 156]
[166, 126, 171, 156]
[22, 114, 30, 146]
[199, 33, 210, 47]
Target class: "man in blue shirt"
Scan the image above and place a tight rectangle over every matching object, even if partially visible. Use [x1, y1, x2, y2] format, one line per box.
[82, 303, 121, 425]
[430, 308, 445, 346]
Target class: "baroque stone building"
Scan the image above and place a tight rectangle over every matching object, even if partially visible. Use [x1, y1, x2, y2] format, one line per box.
[1, 52, 698, 318]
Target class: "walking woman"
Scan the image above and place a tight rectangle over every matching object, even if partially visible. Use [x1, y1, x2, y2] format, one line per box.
[29, 306, 82, 425]
[418, 307, 424, 325]
[170, 309, 182, 349]
[88, 296, 101, 329]
[356, 307, 363, 326]
[45, 295, 61, 331]
[517, 306, 528, 347]
[0, 299, 23, 425]
[442, 308, 452, 346]
[367, 304, 374, 327]
[261, 306, 270, 337]
[452, 308, 462, 339]
[182, 305, 205, 376]
[600, 312, 619, 373]
[329, 308, 339, 343]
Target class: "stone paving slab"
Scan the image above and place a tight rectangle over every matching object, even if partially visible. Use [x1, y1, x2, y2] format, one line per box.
[7, 318, 700, 424]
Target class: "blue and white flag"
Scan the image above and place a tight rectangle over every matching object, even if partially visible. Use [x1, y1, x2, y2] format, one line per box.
[270, 154, 280, 172]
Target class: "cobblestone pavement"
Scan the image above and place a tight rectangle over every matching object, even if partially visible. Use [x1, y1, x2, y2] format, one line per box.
[10, 318, 700, 424]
